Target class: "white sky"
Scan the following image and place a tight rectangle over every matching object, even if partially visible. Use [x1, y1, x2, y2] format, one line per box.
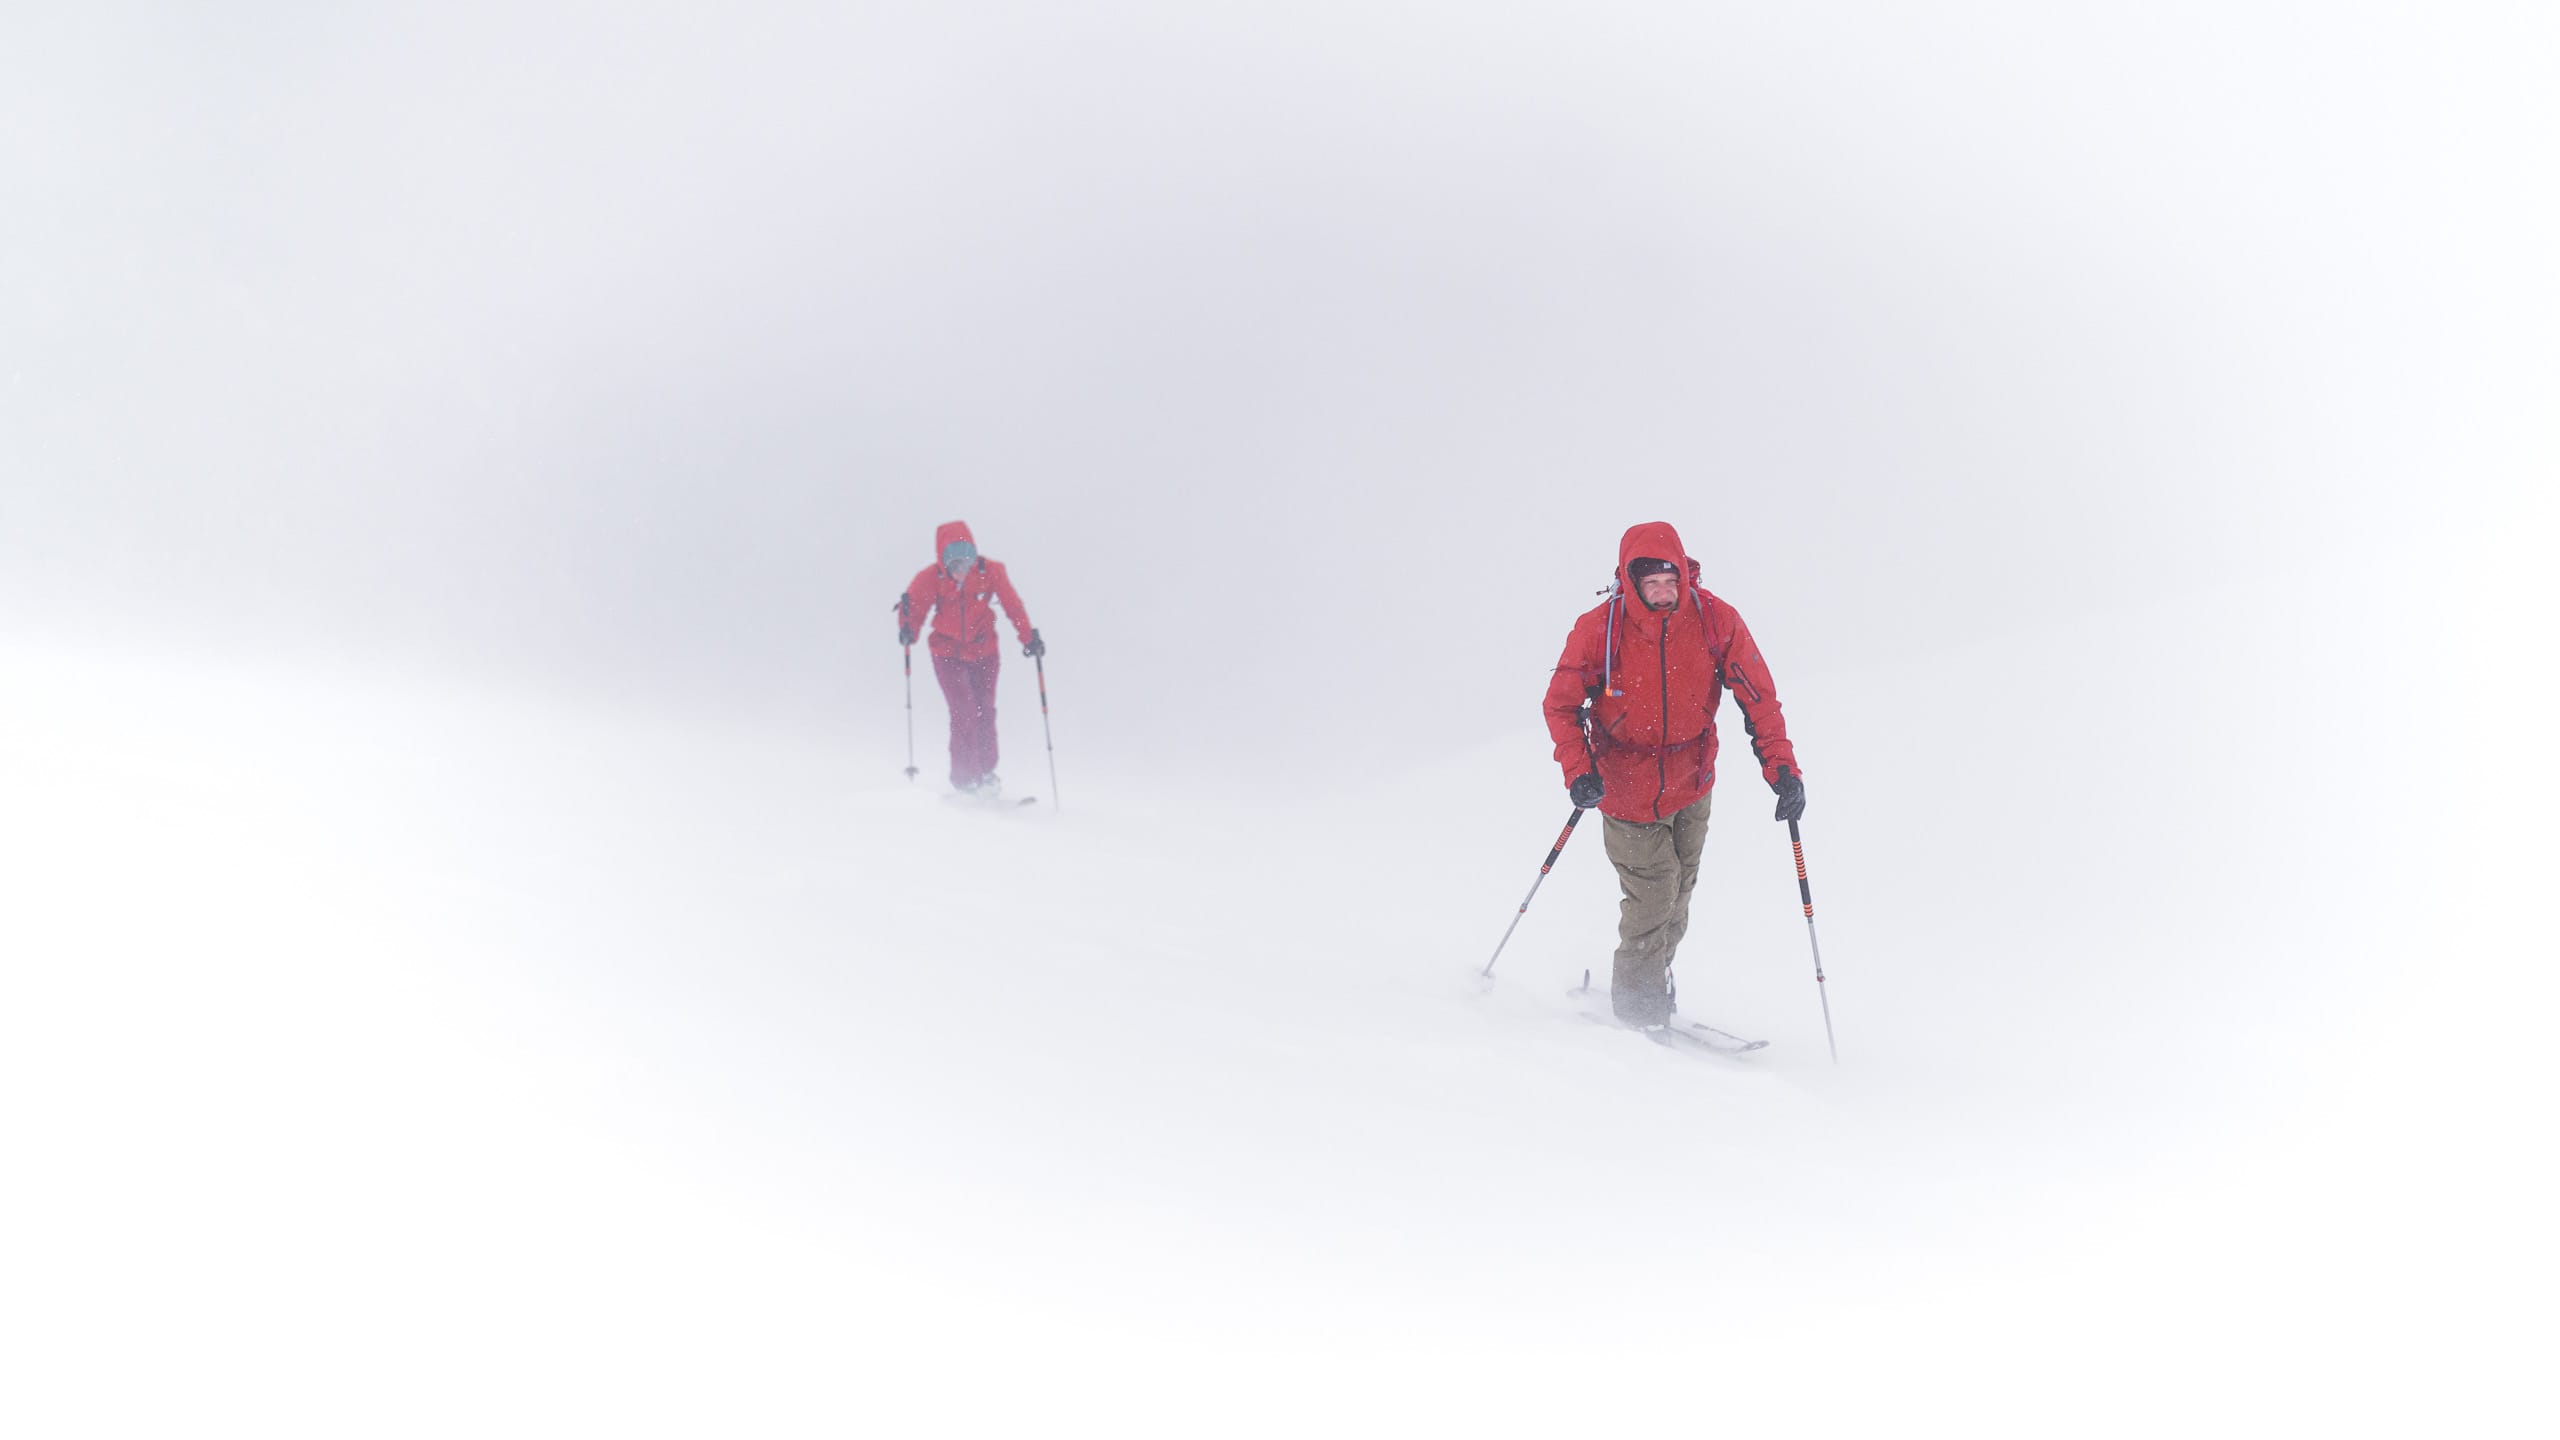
[8, 2, 2549, 770]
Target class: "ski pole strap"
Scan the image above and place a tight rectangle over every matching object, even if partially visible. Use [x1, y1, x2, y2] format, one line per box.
[1788, 816, 1813, 916]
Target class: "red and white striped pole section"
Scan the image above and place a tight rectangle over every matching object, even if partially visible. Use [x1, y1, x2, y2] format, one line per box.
[1789, 817, 1837, 1063]
[1481, 807, 1589, 980]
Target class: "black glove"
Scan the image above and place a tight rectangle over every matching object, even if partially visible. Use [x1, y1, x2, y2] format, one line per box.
[1569, 772, 1605, 809]
[1771, 765, 1806, 823]
[897, 624, 917, 647]
[1023, 629, 1046, 659]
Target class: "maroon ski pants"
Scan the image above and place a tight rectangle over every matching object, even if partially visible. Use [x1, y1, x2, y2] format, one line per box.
[931, 653, 1001, 788]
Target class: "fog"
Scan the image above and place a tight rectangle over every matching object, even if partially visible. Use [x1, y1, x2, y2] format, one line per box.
[6, 3, 2555, 1435]
[15, 3, 2546, 750]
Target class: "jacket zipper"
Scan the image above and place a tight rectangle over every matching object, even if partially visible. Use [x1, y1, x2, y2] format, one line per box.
[1654, 616, 1670, 821]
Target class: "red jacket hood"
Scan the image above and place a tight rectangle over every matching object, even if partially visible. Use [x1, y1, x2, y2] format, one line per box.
[935, 520, 977, 557]
[1617, 520, 1692, 615]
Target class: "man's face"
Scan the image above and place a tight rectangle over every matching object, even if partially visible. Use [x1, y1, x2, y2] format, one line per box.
[1636, 570, 1682, 611]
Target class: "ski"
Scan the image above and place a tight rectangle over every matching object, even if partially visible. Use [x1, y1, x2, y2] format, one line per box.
[1578, 1011, 1767, 1055]
[1655, 1020, 1768, 1055]
[1570, 968, 1767, 1055]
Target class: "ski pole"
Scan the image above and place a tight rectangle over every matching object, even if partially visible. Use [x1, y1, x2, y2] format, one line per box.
[896, 594, 918, 782]
[1481, 806, 1589, 979]
[1788, 816, 1837, 1063]
[1033, 650, 1060, 813]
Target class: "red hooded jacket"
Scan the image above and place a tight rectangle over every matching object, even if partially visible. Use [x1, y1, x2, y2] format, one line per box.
[1542, 521, 1800, 824]
[901, 520, 1035, 663]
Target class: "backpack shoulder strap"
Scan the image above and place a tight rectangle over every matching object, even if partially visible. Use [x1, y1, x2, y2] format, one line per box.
[1693, 586, 1728, 669]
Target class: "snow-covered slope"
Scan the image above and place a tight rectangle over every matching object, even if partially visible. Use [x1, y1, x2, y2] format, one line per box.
[8, 2, 2551, 1432]
[4, 611, 2534, 1437]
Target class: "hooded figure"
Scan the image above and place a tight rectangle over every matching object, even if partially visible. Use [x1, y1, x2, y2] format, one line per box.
[1542, 521, 1804, 1026]
[900, 521, 1040, 792]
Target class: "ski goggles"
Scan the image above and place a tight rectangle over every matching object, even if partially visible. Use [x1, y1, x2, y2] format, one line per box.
[941, 540, 979, 572]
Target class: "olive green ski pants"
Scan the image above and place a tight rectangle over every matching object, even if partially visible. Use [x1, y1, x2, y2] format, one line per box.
[1599, 791, 1713, 1027]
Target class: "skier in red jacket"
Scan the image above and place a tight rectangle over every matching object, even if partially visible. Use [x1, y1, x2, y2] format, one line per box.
[899, 521, 1043, 795]
[1542, 520, 1805, 1029]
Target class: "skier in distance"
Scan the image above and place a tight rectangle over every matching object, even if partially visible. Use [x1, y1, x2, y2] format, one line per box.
[899, 521, 1043, 796]
[1542, 520, 1805, 1030]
